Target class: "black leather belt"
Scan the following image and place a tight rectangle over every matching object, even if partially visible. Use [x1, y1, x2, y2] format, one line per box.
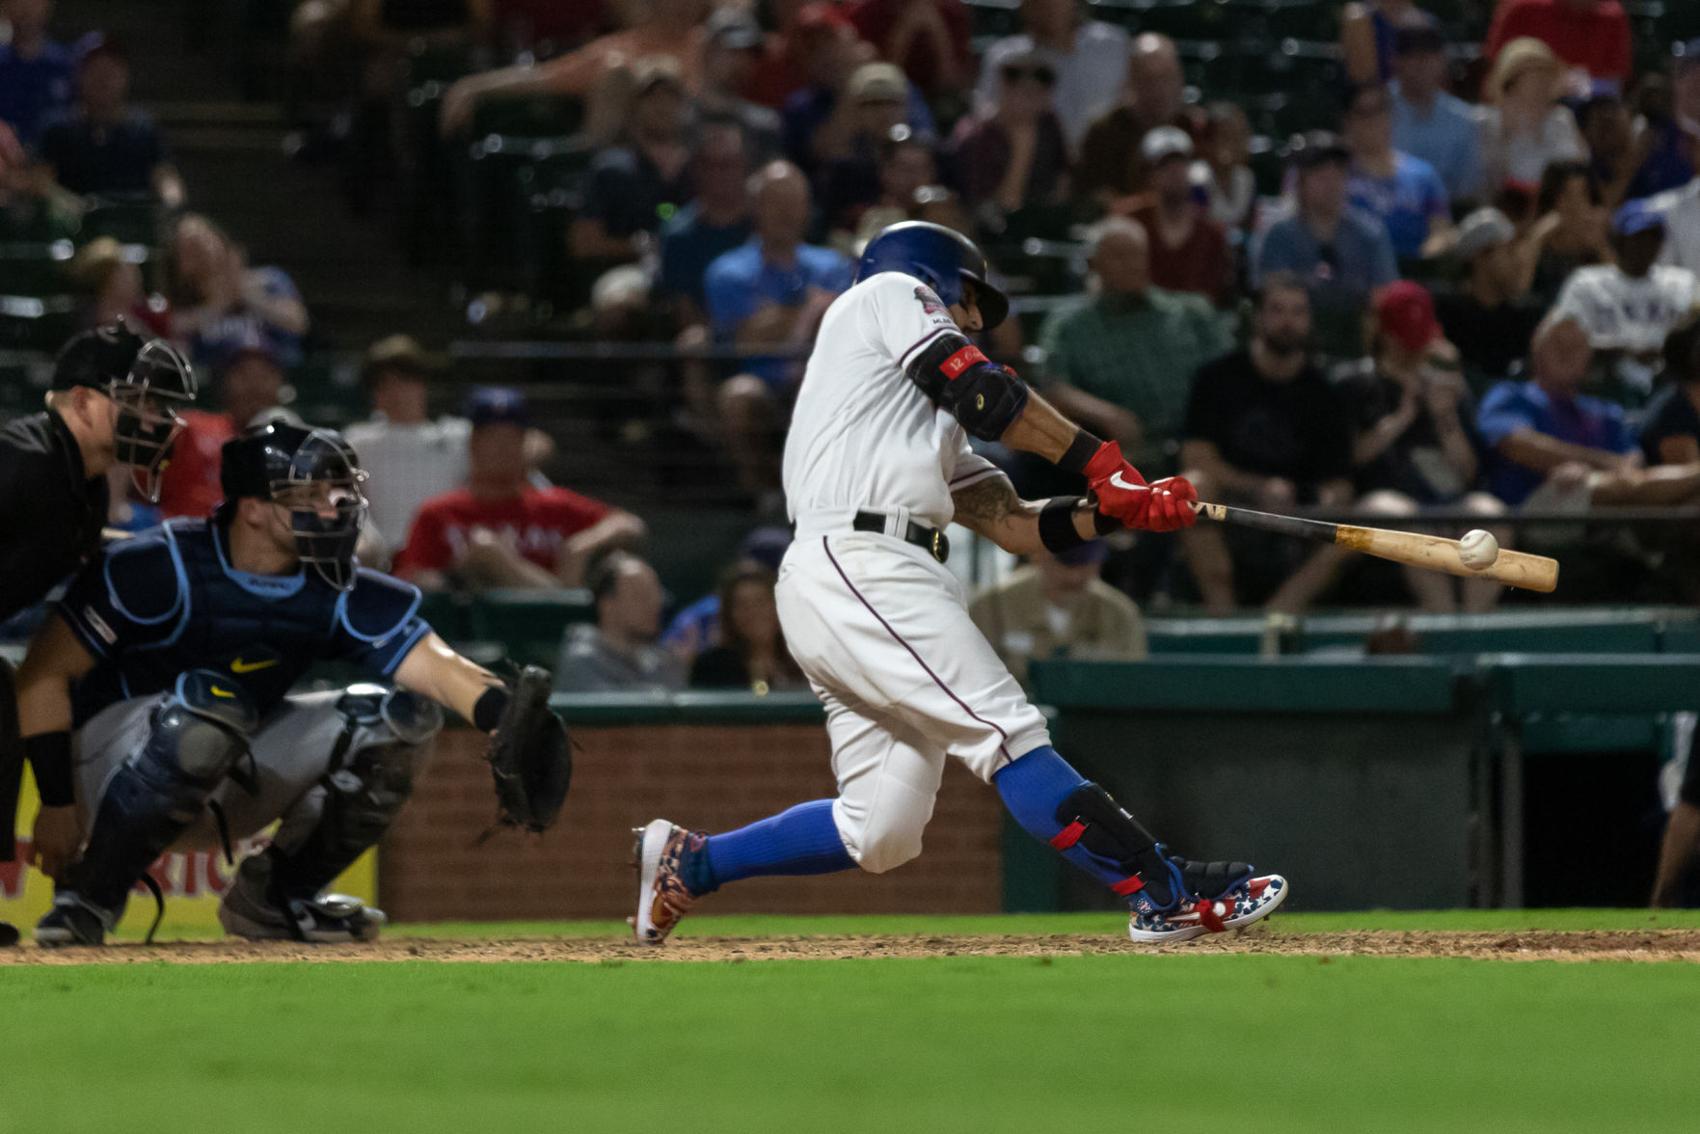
[853, 510, 950, 563]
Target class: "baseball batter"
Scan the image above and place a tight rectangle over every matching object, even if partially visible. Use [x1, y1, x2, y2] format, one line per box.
[636, 222, 1287, 943]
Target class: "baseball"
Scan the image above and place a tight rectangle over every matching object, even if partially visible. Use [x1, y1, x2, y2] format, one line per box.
[1458, 529, 1499, 570]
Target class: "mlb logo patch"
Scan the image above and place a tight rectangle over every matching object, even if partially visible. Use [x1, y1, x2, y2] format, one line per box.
[914, 286, 946, 316]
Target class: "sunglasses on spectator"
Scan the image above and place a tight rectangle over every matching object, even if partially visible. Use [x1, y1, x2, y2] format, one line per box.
[1002, 64, 1057, 86]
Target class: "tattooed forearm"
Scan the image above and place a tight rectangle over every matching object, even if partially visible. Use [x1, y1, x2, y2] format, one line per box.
[951, 476, 1023, 532]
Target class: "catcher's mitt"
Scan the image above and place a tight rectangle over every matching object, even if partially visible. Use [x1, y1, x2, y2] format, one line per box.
[485, 666, 572, 834]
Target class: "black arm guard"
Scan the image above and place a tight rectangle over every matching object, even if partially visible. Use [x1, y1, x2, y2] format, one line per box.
[1039, 497, 1122, 553]
[904, 333, 1030, 442]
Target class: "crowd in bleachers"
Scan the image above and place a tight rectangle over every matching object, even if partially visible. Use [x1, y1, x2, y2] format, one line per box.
[7, 0, 1700, 692]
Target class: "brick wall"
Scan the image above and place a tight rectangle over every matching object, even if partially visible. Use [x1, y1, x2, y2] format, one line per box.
[380, 724, 1005, 921]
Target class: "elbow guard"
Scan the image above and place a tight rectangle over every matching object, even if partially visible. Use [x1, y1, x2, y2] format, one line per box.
[905, 333, 1030, 441]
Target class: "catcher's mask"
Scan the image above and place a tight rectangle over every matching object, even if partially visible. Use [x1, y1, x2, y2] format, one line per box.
[221, 422, 368, 591]
[53, 323, 196, 502]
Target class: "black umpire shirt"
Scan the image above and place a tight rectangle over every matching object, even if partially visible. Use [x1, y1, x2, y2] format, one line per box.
[0, 410, 109, 625]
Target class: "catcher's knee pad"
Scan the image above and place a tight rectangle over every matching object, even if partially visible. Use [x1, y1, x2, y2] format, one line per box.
[269, 684, 441, 897]
[68, 672, 255, 912]
[1051, 783, 1180, 908]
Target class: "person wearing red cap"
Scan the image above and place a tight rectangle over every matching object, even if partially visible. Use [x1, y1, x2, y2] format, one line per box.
[1338, 281, 1507, 611]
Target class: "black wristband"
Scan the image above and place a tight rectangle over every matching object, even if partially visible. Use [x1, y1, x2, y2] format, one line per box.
[1039, 498, 1092, 554]
[473, 684, 511, 733]
[24, 732, 75, 808]
[1057, 430, 1105, 476]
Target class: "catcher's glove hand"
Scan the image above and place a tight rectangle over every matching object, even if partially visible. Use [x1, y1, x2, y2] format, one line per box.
[485, 665, 572, 834]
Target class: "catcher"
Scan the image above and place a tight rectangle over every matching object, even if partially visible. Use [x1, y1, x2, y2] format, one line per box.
[12, 421, 569, 946]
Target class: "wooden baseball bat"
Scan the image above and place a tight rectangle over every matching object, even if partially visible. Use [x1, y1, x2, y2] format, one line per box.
[1192, 501, 1559, 593]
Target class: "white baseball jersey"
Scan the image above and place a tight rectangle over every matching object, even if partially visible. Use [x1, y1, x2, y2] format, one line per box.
[1552, 264, 1700, 355]
[775, 270, 1050, 875]
[783, 271, 1005, 531]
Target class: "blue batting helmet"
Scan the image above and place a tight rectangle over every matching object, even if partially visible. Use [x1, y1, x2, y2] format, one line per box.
[856, 221, 1010, 330]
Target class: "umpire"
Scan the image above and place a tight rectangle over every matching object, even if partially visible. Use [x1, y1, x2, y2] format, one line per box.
[0, 322, 194, 945]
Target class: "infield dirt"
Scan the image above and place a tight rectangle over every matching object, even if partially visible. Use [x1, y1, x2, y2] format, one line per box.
[5, 928, 1699, 964]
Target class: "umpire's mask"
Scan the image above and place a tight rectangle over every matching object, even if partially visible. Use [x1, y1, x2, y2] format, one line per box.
[111, 340, 196, 502]
[268, 428, 368, 592]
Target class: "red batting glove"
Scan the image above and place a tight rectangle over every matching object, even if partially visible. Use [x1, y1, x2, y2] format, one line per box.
[1082, 442, 1199, 532]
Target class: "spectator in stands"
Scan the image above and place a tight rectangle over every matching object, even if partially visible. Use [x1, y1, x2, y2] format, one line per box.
[1577, 92, 1641, 206]
[1527, 160, 1610, 303]
[813, 67, 921, 236]
[1640, 320, 1700, 466]
[1337, 282, 1506, 611]
[0, 118, 21, 176]
[1478, 37, 1586, 192]
[0, 146, 77, 241]
[1342, 0, 1436, 86]
[846, 125, 938, 247]
[846, 0, 970, 102]
[705, 161, 852, 501]
[1116, 127, 1231, 306]
[688, 562, 806, 692]
[745, 1, 860, 111]
[1390, 26, 1484, 203]
[393, 386, 646, 590]
[658, 119, 755, 329]
[166, 212, 310, 369]
[783, 39, 933, 183]
[1344, 82, 1454, 259]
[1623, 69, 1694, 201]
[1434, 207, 1546, 385]
[1077, 33, 1197, 203]
[1477, 315, 1700, 512]
[155, 337, 289, 520]
[569, 56, 692, 266]
[1253, 132, 1398, 359]
[968, 540, 1147, 689]
[439, 0, 708, 136]
[0, 0, 71, 146]
[1180, 275, 1357, 613]
[555, 551, 686, 693]
[949, 48, 1069, 229]
[38, 35, 183, 208]
[1484, 0, 1631, 96]
[1200, 102, 1256, 234]
[976, 0, 1128, 148]
[1648, 172, 1700, 276]
[1038, 217, 1230, 475]
[68, 236, 169, 334]
[661, 525, 791, 664]
[699, 8, 783, 160]
[344, 336, 469, 561]
[1553, 200, 1700, 377]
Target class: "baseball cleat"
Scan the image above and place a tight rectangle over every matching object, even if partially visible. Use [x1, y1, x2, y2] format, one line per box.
[1128, 872, 1288, 944]
[218, 854, 386, 943]
[35, 894, 115, 947]
[631, 819, 701, 946]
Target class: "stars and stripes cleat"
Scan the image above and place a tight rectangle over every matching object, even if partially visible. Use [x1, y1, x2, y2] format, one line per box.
[630, 819, 703, 946]
[1127, 872, 1289, 944]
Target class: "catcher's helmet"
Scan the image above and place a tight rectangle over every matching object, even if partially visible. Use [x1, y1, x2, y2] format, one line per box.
[53, 320, 196, 502]
[220, 421, 368, 591]
[855, 221, 1009, 330]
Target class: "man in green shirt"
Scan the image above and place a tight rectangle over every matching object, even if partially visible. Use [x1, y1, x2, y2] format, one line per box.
[1037, 216, 1233, 474]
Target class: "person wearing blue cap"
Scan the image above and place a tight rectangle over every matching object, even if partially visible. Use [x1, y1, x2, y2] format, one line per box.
[1551, 199, 1700, 384]
[967, 541, 1146, 689]
[391, 386, 645, 591]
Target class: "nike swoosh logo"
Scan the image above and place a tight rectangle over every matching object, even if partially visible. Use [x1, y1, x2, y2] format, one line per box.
[230, 657, 278, 674]
[1108, 472, 1144, 491]
[210, 685, 236, 699]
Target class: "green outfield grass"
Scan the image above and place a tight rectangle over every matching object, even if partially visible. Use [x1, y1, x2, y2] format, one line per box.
[3, 911, 1696, 1134]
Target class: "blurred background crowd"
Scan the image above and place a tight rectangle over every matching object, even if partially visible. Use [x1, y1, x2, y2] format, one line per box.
[4, 0, 1700, 695]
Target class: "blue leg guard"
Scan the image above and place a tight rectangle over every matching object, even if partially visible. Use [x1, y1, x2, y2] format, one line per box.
[63, 672, 255, 916]
[684, 800, 856, 895]
[993, 746, 1184, 912]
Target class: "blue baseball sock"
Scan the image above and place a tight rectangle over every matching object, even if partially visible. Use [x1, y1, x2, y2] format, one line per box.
[683, 800, 856, 895]
[993, 746, 1141, 894]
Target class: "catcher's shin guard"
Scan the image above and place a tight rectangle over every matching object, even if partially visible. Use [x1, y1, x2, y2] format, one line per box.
[63, 671, 255, 916]
[266, 685, 440, 899]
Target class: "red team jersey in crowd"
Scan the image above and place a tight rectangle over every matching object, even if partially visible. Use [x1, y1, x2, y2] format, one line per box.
[155, 410, 237, 519]
[392, 486, 612, 577]
[1485, 0, 1632, 85]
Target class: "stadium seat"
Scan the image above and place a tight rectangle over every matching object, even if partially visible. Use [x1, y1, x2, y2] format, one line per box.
[466, 589, 596, 668]
[79, 198, 164, 247]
